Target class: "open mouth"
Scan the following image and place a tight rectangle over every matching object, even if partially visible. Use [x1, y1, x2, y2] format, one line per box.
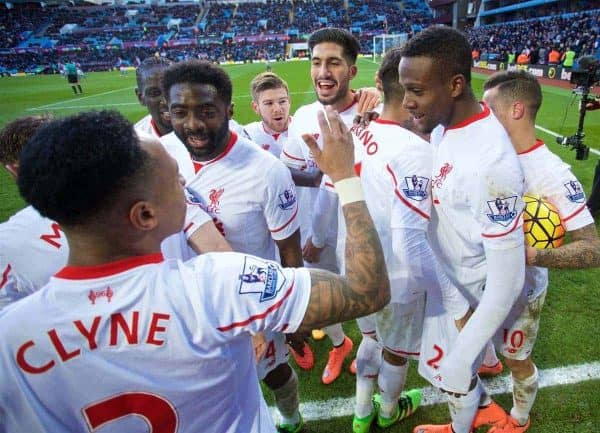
[317, 80, 337, 92]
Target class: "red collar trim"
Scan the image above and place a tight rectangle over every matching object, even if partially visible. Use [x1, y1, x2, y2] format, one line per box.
[150, 118, 163, 137]
[339, 97, 358, 114]
[55, 253, 164, 280]
[262, 122, 287, 140]
[518, 138, 545, 155]
[445, 102, 490, 132]
[192, 131, 238, 174]
[374, 118, 403, 127]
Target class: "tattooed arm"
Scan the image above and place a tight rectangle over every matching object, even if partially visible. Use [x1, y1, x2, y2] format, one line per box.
[527, 223, 600, 268]
[295, 106, 390, 334]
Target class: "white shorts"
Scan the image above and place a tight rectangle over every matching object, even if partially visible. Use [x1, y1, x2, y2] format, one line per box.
[376, 295, 425, 360]
[493, 289, 546, 361]
[256, 331, 289, 380]
[418, 296, 483, 387]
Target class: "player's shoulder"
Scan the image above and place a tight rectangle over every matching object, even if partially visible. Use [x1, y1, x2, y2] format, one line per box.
[0, 206, 47, 238]
[244, 121, 262, 137]
[292, 101, 321, 121]
[133, 113, 151, 129]
[235, 133, 282, 165]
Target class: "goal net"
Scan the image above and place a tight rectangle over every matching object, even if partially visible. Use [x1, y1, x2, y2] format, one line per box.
[372, 33, 408, 63]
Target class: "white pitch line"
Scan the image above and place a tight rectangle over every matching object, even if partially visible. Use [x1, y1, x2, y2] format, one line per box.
[27, 102, 140, 111]
[271, 361, 600, 422]
[26, 86, 136, 111]
[535, 124, 600, 156]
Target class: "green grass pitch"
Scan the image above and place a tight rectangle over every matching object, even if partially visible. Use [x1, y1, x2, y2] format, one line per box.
[0, 59, 599, 432]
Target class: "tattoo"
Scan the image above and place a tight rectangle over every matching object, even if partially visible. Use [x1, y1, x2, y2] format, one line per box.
[298, 202, 390, 333]
[533, 223, 600, 269]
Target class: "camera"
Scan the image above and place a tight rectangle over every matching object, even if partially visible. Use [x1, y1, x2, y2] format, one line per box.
[556, 134, 589, 160]
[569, 56, 600, 87]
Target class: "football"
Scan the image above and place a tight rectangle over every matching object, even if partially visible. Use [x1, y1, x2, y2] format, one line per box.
[523, 195, 566, 249]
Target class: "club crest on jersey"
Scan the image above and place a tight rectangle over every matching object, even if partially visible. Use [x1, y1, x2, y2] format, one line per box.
[89, 287, 113, 305]
[432, 163, 453, 189]
[564, 180, 585, 203]
[486, 196, 518, 227]
[402, 175, 429, 201]
[238, 256, 286, 302]
[278, 188, 297, 210]
[208, 187, 224, 213]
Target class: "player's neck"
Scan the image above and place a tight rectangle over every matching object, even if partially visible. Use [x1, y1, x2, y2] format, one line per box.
[329, 91, 356, 113]
[446, 93, 481, 129]
[151, 117, 171, 137]
[63, 226, 163, 267]
[509, 124, 538, 154]
[379, 103, 410, 125]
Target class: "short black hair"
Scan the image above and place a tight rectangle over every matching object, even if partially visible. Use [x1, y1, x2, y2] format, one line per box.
[136, 56, 172, 90]
[483, 70, 542, 118]
[308, 28, 360, 65]
[378, 47, 404, 101]
[18, 111, 150, 226]
[401, 26, 472, 83]
[0, 115, 52, 165]
[162, 60, 233, 105]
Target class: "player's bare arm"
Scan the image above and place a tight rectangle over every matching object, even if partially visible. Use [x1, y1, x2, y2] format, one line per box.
[528, 223, 600, 268]
[188, 220, 233, 254]
[288, 167, 323, 187]
[296, 107, 390, 333]
[275, 229, 303, 267]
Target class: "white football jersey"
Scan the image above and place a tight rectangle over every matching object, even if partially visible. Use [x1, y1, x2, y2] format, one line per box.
[355, 119, 432, 302]
[134, 114, 163, 139]
[245, 120, 289, 158]
[0, 206, 68, 309]
[429, 104, 525, 302]
[518, 139, 595, 300]
[185, 132, 299, 260]
[159, 131, 196, 183]
[0, 252, 311, 433]
[281, 100, 360, 246]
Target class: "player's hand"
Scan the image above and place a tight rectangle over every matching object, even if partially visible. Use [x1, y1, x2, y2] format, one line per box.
[525, 245, 537, 265]
[454, 307, 473, 331]
[302, 106, 354, 183]
[302, 237, 324, 263]
[252, 332, 267, 362]
[435, 355, 473, 395]
[355, 87, 381, 115]
[285, 332, 309, 354]
[353, 110, 380, 127]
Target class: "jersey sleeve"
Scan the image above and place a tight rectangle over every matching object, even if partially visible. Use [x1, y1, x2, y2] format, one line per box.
[542, 166, 594, 232]
[182, 186, 215, 240]
[263, 161, 301, 241]
[477, 157, 525, 249]
[192, 252, 312, 336]
[280, 129, 309, 171]
[388, 153, 432, 231]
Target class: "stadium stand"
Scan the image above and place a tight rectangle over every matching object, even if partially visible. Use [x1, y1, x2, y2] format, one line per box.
[1, 0, 597, 75]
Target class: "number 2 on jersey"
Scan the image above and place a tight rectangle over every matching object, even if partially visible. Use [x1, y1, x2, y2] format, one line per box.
[83, 392, 178, 432]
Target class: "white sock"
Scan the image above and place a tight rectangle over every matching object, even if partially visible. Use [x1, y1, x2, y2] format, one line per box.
[324, 323, 345, 347]
[510, 365, 538, 426]
[354, 336, 382, 417]
[448, 378, 481, 433]
[377, 359, 408, 418]
[478, 376, 492, 407]
[272, 368, 300, 425]
[482, 341, 500, 367]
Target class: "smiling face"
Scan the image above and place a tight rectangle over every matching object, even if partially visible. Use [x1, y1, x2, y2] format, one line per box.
[398, 56, 454, 134]
[168, 82, 231, 161]
[252, 87, 291, 133]
[136, 68, 171, 135]
[310, 42, 357, 107]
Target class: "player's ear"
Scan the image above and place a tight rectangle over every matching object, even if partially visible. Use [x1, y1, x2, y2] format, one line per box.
[129, 201, 158, 231]
[227, 104, 233, 120]
[449, 74, 466, 98]
[251, 100, 260, 115]
[135, 88, 145, 105]
[511, 101, 526, 120]
[349, 64, 358, 79]
[4, 163, 18, 180]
